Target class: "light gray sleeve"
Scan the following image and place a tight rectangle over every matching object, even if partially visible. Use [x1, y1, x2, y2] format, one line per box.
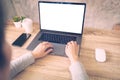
[9, 52, 35, 79]
[69, 61, 89, 80]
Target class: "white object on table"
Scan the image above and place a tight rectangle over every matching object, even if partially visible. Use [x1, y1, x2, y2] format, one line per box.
[95, 48, 106, 62]
[13, 21, 22, 28]
[22, 18, 33, 34]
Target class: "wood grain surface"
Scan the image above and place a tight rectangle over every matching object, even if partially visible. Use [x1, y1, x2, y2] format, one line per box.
[5, 24, 120, 80]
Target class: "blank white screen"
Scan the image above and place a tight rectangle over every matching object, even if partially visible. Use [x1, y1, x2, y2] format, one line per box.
[39, 2, 85, 34]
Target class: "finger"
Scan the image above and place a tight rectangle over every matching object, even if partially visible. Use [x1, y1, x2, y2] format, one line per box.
[42, 41, 49, 44]
[67, 41, 72, 46]
[70, 41, 75, 46]
[74, 41, 77, 45]
[65, 44, 68, 49]
[45, 43, 53, 48]
[77, 45, 80, 49]
[67, 44, 72, 51]
[35, 43, 42, 49]
[70, 41, 73, 43]
[65, 45, 69, 56]
[71, 41, 74, 43]
[47, 42, 53, 46]
[65, 43, 68, 47]
[45, 49, 53, 54]
[67, 41, 70, 45]
[73, 41, 77, 47]
[71, 41, 77, 46]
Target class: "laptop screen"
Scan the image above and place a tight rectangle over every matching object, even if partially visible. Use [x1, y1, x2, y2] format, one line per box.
[39, 1, 86, 34]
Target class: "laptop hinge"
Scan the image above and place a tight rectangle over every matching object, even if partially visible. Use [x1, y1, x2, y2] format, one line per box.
[41, 29, 82, 36]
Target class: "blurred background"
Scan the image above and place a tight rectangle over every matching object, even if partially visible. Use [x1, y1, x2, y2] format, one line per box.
[2, 0, 120, 29]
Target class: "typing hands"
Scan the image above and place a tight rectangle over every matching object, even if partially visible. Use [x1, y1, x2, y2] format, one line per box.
[65, 41, 79, 64]
[32, 41, 79, 64]
[32, 42, 53, 59]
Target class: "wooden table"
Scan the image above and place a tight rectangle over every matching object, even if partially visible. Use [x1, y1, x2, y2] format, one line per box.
[5, 24, 120, 80]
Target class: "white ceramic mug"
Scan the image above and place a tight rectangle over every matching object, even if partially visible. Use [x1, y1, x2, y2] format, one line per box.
[22, 18, 33, 33]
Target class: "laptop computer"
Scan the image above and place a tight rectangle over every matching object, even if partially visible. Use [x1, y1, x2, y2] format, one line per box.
[27, 1, 86, 56]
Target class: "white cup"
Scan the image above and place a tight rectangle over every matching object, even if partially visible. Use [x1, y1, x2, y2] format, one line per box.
[22, 18, 33, 34]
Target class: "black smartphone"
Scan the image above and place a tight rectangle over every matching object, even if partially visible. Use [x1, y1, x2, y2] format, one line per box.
[12, 33, 31, 47]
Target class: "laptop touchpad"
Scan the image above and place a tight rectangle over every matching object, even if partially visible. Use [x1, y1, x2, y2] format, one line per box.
[51, 43, 66, 56]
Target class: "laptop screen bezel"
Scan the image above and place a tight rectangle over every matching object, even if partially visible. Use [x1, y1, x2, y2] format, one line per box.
[38, 1, 86, 35]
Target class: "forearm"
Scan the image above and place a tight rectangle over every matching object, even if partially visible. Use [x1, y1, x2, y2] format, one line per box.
[69, 61, 89, 80]
[9, 52, 35, 79]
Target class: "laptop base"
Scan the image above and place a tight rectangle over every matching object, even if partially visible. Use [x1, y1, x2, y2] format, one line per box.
[27, 31, 81, 57]
[27, 32, 66, 56]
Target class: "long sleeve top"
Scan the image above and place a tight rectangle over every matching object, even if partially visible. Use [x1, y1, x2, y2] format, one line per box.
[69, 62, 89, 80]
[10, 53, 89, 80]
[10, 53, 35, 79]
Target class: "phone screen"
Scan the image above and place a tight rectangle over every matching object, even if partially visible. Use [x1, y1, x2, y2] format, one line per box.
[12, 33, 31, 47]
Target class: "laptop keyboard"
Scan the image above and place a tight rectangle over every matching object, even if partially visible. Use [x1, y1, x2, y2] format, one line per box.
[39, 33, 76, 44]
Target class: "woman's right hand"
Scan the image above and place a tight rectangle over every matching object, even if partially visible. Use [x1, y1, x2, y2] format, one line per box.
[65, 41, 79, 64]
